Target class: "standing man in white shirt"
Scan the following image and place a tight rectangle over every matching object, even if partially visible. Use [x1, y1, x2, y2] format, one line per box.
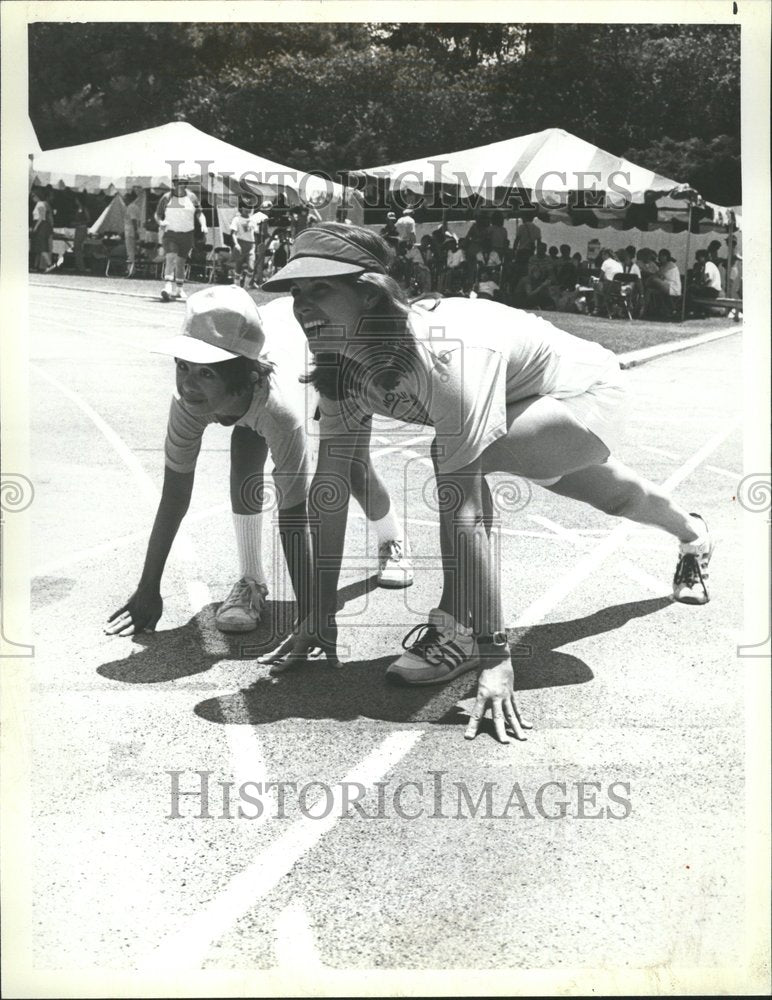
[395, 208, 417, 248]
[154, 176, 208, 301]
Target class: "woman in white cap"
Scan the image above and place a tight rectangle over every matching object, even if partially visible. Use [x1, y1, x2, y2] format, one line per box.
[105, 285, 413, 639]
[260, 222, 714, 744]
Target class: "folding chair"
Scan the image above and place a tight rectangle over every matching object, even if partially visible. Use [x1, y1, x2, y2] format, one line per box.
[603, 279, 634, 320]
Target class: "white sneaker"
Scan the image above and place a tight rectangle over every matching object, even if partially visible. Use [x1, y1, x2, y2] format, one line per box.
[172, 287, 187, 301]
[386, 608, 478, 686]
[161, 280, 174, 301]
[216, 577, 268, 632]
[673, 514, 714, 605]
[377, 540, 414, 588]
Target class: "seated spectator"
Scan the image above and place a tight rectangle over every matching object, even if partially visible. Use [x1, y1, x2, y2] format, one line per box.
[575, 257, 594, 286]
[706, 238, 727, 292]
[593, 248, 623, 313]
[619, 247, 641, 279]
[687, 249, 709, 294]
[687, 249, 724, 317]
[556, 244, 578, 290]
[644, 249, 682, 319]
[475, 234, 502, 272]
[702, 252, 723, 297]
[548, 245, 560, 268]
[474, 266, 501, 301]
[512, 257, 554, 310]
[637, 247, 659, 279]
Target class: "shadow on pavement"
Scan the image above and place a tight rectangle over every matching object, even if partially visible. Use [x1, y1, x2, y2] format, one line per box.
[193, 596, 671, 727]
[97, 577, 382, 685]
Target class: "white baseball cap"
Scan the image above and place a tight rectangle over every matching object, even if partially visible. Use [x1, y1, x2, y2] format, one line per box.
[152, 286, 265, 364]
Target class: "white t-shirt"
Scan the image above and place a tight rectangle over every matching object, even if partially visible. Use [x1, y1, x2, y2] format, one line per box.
[157, 192, 203, 234]
[659, 260, 682, 296]
[600, 257, 624, 281]
[230, 214, 255, 243]
[33, 200, 49, 224]
[164, 300, 315, 509]
[703, 260, 723, 292]
[317, 297, 621, 473]
[476, 249, 502, 267]
[249, 211, 269, 238]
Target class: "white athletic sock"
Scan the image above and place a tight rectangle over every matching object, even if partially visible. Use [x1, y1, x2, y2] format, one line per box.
[680, 516, 710, 553]
[370, 508, 408, 548]
[232, 512, 267, 585]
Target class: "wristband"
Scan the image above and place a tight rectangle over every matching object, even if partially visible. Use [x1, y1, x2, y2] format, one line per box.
[476, 631, 508, 647]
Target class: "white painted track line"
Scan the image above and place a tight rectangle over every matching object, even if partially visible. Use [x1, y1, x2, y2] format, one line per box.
[514, 419, 741, 627]
[529, 514, 669, 596]
[274, 900, 323, 969]
[139, 730, 424, 971]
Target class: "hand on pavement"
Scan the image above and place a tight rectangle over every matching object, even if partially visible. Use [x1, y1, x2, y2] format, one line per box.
[258, 614, 340, 674]
[464, 658, 532, 743]
[105, 588, 162, 636]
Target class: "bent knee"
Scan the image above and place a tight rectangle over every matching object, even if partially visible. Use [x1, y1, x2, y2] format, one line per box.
[596, 481, 648, 518]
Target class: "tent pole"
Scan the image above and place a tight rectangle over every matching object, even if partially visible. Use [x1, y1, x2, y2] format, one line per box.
[680, 203, 692, 322]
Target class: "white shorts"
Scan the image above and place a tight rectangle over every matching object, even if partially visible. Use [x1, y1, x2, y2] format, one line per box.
[529, 377, 629, 486]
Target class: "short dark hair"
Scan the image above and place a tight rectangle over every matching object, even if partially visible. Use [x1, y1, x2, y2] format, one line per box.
[210, 355, 275, 394]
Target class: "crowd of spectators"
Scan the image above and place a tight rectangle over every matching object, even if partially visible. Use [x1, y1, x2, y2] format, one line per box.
[30, 189, 743, 323]
[379, 210, 742, 321]
[28, 184, 325, 285]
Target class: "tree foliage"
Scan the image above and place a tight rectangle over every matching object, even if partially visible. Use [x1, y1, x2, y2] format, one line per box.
[28, 22, 741, 203]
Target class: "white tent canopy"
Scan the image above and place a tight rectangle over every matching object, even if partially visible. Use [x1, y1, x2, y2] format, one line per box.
[30, 120, 357, 214]
[28, 116, 42, 156]
[349, 128, 682, 200]
[348, 126, 737, 229]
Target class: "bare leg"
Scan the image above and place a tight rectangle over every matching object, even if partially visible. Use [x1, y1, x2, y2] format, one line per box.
[545, 459, 699, 542]
[480, 396, 700, 543]
[164, 251, 176, 281]
[482, 395, 610, 482]
[349, 455, 390, 521]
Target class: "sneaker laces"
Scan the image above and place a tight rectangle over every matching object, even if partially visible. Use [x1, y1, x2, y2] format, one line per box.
[380, 540, 404, 563]
[673, 553, 707, 597]
[221, 578, 267, 614]
[401, 623, 443, 656]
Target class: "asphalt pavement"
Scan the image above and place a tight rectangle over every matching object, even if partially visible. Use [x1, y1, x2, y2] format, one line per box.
[16, 281, 753, 992]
